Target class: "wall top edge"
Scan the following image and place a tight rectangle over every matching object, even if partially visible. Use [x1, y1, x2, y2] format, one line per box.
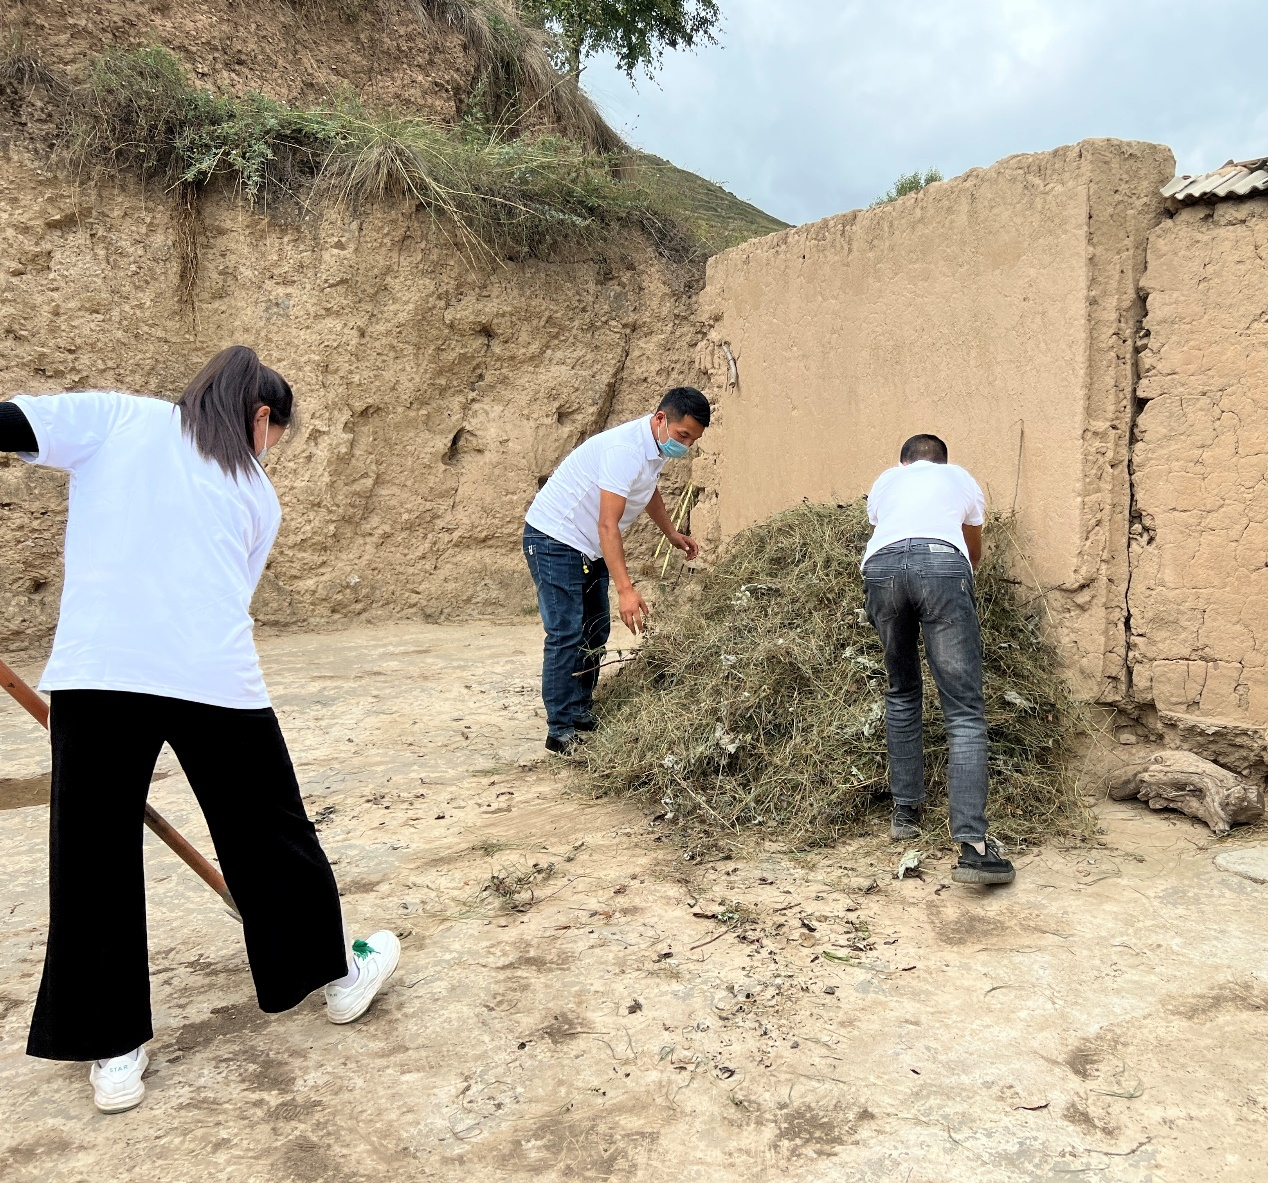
[705, 138, 1175, 281]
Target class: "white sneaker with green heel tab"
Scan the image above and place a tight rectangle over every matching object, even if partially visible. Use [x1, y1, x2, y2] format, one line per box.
[325, 931, 401, 1024]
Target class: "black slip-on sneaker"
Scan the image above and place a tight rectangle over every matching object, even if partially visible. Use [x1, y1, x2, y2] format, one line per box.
[545, 734, 578, 756]
[574, 716, 598, 733]
[890, 802, 923, 841]
[952, 839, 1016, 885]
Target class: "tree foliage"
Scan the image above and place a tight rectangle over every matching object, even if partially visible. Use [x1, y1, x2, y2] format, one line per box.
[520, 0, 722, 81]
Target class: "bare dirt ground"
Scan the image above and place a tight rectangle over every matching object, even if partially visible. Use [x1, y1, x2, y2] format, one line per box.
[2, 621, 1267, 1182]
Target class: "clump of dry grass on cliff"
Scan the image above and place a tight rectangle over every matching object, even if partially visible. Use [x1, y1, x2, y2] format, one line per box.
[579, 501, 1091, 854]
[407, 0, 624, 154]
[48, 45, 671, 262]
[0, 28, 66, 98]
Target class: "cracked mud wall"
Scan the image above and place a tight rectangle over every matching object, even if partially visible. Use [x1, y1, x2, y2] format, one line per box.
[1130, 194, 1268, 727]
[0, 148, 703, 655]
[694, 140, 1174, 701]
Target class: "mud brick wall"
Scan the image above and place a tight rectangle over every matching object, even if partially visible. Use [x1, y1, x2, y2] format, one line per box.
[1130, 195, 1268, 726]
[693, 140, 1175, 702]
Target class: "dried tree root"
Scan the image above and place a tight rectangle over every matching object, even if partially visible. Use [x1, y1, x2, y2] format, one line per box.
[1107, 751, 1265, 834]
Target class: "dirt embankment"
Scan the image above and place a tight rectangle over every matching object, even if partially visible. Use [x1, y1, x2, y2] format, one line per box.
[0, 1, 711, 656]
[5, 0, 468, 120]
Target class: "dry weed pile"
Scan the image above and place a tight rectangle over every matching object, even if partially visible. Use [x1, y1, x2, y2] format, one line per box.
[580, 501, 1089, 850]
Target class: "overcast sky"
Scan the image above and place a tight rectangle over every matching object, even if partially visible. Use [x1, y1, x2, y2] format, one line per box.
[582, 0, 1268, 226]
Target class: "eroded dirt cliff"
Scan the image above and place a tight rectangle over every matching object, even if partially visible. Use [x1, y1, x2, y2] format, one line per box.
[0, 0, 721, 655]
[0, 145, 705, 653]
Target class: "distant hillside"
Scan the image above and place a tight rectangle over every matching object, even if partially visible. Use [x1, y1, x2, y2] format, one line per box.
[634, 154, 791, 255]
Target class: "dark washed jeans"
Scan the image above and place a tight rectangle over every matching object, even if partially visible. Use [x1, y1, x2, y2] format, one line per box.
[863, 538, 989, 843]
[523, 524, 611, 741]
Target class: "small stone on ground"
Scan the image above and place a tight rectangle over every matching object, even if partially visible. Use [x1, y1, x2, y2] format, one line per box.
[1213, 846, 1268, 884]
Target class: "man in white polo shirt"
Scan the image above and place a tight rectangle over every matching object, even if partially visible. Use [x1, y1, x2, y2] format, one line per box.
[524, 388, 710, 753]
[862, 433, 1015, 885]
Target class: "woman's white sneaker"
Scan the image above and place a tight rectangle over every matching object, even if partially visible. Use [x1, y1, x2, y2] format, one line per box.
[325, 931, 401, 1024]
[89, 1048, 149, 1114]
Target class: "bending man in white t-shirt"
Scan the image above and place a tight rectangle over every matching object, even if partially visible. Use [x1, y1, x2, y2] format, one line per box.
[862, 433, 1016, 885]
[524, 388, 710, 753]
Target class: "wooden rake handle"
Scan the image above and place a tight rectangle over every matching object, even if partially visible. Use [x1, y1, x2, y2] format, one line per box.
[0, 657, 240, 919]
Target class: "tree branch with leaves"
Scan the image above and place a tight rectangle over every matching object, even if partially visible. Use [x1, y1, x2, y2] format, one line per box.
[519, 0, 722, 83]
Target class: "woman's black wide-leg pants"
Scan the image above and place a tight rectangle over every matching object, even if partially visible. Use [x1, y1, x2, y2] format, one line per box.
[26, 689, 347, 1062]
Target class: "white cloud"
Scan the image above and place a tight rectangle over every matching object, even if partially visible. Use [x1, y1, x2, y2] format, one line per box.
[582, 0, 1268, 224]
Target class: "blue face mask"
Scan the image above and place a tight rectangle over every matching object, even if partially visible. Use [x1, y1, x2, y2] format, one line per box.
[655, 418, 691, 459]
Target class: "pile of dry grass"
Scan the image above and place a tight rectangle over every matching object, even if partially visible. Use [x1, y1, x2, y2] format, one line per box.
[580, 501, 1090, 851]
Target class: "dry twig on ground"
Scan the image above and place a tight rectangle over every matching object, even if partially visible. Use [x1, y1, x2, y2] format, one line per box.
[481, 859, 557, 912]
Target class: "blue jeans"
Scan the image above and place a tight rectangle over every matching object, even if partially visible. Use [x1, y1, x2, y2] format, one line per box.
[523, 524, 611, 741]
[863, 538, 989, 843]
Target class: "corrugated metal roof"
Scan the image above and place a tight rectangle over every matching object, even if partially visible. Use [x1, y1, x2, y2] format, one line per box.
[1163, 157, 1268, 203]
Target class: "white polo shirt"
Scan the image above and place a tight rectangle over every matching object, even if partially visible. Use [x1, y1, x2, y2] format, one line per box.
[526, 416, 666, 560]
[862, 460, 986, 567]
[13, 390, 281, 708]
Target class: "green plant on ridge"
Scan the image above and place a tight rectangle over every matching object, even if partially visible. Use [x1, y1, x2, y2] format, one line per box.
[871, 167, 943, 207]
[520, 0, 723, 83]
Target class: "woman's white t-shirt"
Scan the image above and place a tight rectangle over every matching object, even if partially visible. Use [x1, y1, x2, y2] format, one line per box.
[13, 390, 281, 708]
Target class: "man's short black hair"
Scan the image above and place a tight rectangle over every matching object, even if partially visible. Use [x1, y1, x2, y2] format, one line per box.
[900, 433, 949, 464]
[658, 387, 711, 428]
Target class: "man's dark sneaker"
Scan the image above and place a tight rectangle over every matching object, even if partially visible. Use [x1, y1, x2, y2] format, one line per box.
[890, 802, 923, 841]
[574, 716, 598, 733]
[545, 734, 577, 756]
[952, 839, 1016, 885]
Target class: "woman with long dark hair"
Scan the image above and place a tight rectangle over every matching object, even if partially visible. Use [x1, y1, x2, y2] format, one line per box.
[0, 347, 398, 1113]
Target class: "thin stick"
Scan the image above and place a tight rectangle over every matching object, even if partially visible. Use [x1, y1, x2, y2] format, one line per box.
[0, 657, 241, 919]
[653, 484, 693, 564]
[660, 483, 696, 579]
[690, 928, 728, 951]
[656, 485, 691, 559]
[571, 653, 639, 677]
[1011, 420, 1025, 515]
